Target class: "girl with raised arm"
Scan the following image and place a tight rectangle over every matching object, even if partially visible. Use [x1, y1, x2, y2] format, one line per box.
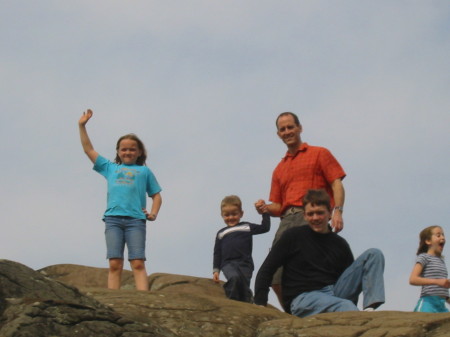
[79, 109, 162, 290]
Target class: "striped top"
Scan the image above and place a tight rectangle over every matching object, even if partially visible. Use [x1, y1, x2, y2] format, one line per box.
[416, 253, 449, 298]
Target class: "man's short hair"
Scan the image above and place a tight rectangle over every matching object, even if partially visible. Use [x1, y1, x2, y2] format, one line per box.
[276, 112, 301, 129]
[302, 189, 331, 212]
[221, 195, 243, 212]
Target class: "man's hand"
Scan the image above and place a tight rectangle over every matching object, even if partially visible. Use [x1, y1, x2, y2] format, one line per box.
[331, 210, 343, 233]
[254, 200, 267, 214]
[213, 272, 220, 283]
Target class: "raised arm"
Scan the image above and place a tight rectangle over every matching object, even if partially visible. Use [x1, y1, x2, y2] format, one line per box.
[78, 109, 99, 164]
[250, 213, 271, 235]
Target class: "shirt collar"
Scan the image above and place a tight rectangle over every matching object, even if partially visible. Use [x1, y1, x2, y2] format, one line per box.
[283, 142, 309, 160]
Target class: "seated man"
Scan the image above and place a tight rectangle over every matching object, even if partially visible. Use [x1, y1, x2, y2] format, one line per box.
[254, 189, 385, 317]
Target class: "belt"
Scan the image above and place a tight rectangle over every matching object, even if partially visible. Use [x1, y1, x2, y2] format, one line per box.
[281, 206, 304, 219]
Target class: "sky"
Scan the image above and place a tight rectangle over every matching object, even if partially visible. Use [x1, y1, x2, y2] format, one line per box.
[1, 1, 449, 312]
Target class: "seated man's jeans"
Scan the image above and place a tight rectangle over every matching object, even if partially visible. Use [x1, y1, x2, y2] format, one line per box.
[291, 248, 385, 317]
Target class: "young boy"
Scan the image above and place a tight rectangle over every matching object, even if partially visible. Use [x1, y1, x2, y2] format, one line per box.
[213, 195, 270, 302]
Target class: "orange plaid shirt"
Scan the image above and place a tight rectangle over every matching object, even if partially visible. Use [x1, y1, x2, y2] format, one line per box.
[269, 143, 346, 216]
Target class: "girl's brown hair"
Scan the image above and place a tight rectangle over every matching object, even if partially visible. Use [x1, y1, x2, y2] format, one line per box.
[114, 134, 147, 166]
[417, 226, 441, 255]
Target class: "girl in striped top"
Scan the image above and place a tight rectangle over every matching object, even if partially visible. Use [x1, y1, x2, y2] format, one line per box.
[409, 226, 449, 312]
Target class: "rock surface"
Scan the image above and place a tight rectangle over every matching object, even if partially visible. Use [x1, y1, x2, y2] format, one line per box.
[0, 260, 171, 337]
[1, 260, 450, 337]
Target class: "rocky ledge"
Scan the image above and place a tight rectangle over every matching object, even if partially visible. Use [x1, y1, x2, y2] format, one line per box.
[0, 259, 449, 337]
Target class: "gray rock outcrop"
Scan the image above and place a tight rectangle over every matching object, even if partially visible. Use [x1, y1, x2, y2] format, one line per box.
[0, 260, 172, 337]
[1, 260, 450, 337]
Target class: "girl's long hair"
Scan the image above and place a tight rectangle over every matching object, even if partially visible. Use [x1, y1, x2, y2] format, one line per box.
[417, 226, 441, 255]
[115, 134, 147, 166]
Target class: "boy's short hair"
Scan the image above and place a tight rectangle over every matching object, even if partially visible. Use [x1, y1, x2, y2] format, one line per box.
[221, 195, 242, 212]
[302, 189, 331, 212]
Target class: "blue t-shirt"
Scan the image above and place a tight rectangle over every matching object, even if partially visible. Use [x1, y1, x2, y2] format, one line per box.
[94, 155, 162, 219]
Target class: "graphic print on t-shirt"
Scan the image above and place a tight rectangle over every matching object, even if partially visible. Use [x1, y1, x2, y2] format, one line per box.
[115, 167, 139, 185]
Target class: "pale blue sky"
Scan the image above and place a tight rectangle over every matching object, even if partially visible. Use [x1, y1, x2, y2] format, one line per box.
[1, 1, 449, 311]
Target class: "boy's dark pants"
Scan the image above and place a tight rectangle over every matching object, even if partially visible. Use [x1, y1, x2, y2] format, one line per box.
[222, 261, 253, 302]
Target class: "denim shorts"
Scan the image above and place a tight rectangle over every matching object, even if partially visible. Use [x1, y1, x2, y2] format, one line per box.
[104, 216, 147, 260]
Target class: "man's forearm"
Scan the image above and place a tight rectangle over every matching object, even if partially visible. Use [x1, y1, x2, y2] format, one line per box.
[267, 202, 282, 217]
[331, 179, 345, 208]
